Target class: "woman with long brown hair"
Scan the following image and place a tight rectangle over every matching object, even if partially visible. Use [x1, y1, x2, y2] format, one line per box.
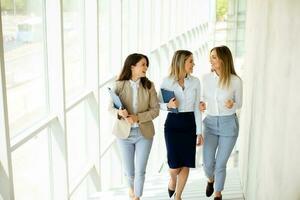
[200, 46, 243, 200]
[109, 53, 159, 200]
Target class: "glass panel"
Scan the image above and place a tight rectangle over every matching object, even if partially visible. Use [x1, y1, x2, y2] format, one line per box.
[66, 101, 87, 183]
[70, 178, 87, 200]
[12, 129, 50, 200]
[99, 85, 114, 156]
[98, 0, 109, 83]
[99, 83, 123, 190]
[70, 175, 97, 200]
[138, 1, 151, 52]
[99, 0, 121, 85]
[63, 0, 85, 100]
[151, 0, 161, 49]
[1, 0, 48, 138]
[100, 144, 123, 190]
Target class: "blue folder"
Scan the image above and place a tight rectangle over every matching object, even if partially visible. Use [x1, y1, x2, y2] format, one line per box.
[161, 88, 178, 113]
[108, 87, 124, 109]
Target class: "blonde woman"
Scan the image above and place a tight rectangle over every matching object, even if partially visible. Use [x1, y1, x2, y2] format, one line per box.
[200, 46, 243, 200]
[159, 50, 203, 200]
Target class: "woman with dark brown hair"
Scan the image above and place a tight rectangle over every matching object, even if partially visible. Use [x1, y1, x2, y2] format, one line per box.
[109, 53, 159, 200]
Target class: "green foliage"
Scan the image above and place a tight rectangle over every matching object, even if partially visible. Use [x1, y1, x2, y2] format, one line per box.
[1, 0, 13, 10]
[217, 0, 228, 21]
[15, 0, 26, 10]
[1, 0, 26, 12]
[1, 0, 43, 15]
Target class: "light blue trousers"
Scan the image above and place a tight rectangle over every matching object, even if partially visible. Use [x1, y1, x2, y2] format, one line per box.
[203, 114, 238, 192]
[117, 127, 153, 197]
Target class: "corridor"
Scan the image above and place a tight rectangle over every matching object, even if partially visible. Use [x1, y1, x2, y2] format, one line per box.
[91, 168, 244, 200]
[1, 0, 300, 200]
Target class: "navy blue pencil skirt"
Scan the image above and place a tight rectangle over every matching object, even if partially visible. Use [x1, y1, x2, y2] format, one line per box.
[164, 112, 197, 168]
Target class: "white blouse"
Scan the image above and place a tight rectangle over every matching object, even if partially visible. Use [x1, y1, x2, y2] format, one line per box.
[129, 79, 140, 128]
[202, 72, 243, 116]
[159, 75, 202, 135]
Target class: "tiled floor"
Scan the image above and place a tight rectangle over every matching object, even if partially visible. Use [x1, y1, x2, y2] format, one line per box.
[90, 167, 245, 200]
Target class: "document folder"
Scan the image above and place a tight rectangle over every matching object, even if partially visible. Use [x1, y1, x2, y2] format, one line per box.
[108, 87, 124, 109]
[161, 88, 178, 113]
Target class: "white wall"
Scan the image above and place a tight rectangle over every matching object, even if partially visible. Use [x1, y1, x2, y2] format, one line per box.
[239, 0, 300, 199]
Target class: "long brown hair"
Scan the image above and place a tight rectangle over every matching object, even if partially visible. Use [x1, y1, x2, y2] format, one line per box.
[118, 53, 152, 89]
[210, 46, 238, 88]
[169, 50, 193, 80]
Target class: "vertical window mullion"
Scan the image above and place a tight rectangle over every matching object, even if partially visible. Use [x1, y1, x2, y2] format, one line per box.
[46, 0, 69, 198]
[0, 10, 15, 199]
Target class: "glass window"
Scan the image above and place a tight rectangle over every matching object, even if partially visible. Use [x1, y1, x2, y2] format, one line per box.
[138, 1, 151, 52]
[12, 129, 50, 200]
[109, 0, 121, 81]
[63, 0, 85, 100]
[66, 101, 87, 183]
[98, 78, 125, 189]
[99, 85, 115, 155]
[100, 144, 123, 190]
[70, 175, 97, 200]
[67, 98, 99, 197]
[99, 0, 121, 85]
[1, 0, 48, 138]
[151, 0, 161, 49]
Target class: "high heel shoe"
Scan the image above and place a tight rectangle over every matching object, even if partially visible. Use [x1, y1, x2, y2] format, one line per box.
[168, 188, 175, 198]
[206, 181, 214, 197]
[168, 179, 176, 197]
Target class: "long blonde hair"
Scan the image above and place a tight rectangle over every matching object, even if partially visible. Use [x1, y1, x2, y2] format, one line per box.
[169, 50, 192, 80]
[211, 46, 238, 88]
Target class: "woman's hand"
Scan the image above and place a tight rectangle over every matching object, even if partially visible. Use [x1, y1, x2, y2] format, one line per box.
[225, 99, 234, 109]
[196, 134, 204, 146]
[199, 101, 206, 112]
[118, 109, 128, 118]
[126, 115, 139, 124]
[167, 97, 179, 109]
